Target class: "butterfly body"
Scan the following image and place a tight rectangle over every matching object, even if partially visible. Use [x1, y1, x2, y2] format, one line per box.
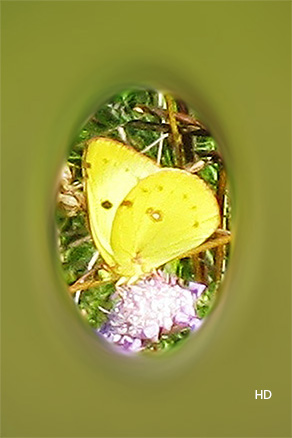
[84, 137, 220, 282]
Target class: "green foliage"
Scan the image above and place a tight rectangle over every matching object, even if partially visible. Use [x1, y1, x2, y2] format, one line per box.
[79, 283, 115, 328]
[198, 163, 219, 189]
[145, 328, 191, 353]
[196, 281, 218, 319]
[56, 88, 230, 350]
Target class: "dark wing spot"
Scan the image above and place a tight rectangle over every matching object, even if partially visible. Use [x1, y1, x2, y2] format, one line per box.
[141, 187, 149, 193]
[102, 158, 109, 164]
[146, 208, 163, 222]
[193, 221, 199, 228]
[101, 200, 113, 209]
[121, 200, 133, 207]
[157, 185, 163, 191]
[125, 168, 130, 172]
[191, 205, 197, 210]
[183, 193, 188, 200]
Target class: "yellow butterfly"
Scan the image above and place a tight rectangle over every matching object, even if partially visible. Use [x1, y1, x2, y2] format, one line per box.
[84, 137, 220, 282]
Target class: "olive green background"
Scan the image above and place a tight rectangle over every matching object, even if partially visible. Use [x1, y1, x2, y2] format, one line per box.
[1, 1, 291, 437]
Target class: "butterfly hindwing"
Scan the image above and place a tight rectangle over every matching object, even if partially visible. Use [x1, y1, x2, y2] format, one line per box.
[111, 169, 220, 277]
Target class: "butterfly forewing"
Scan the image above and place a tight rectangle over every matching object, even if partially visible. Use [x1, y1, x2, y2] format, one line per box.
[84, 137, 160, 267]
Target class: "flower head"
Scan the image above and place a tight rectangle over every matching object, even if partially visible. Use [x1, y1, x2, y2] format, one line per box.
[98, 272, 206, 353]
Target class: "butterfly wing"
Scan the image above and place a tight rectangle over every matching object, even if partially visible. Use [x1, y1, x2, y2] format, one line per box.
[110, 169, 220, 277]
[84, 137, 160, 267]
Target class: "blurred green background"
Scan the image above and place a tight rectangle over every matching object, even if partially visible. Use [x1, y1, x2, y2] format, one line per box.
[1, 1, 291, 437]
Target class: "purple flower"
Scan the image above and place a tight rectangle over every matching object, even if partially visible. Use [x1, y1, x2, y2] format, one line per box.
[98, 271, 206, 353]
